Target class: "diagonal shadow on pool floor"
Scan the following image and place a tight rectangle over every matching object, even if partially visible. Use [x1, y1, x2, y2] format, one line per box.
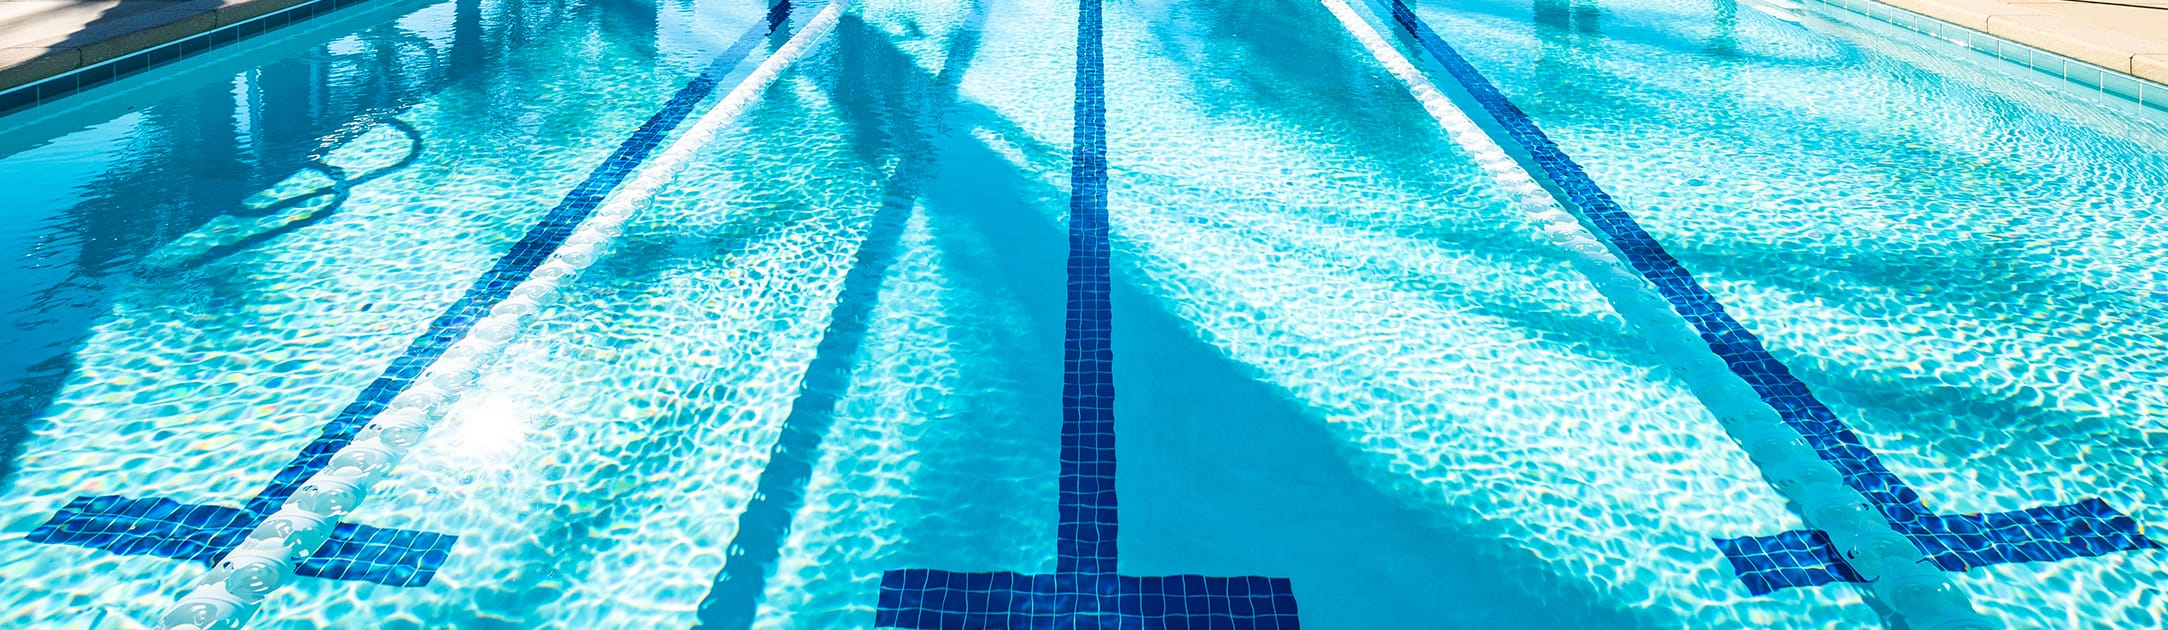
[1109, 271, 1659, 628]
[829, 40, 1657, 630]
[692, 6, 995, 627]
[0, 0, 627, 492]
[672, 1, 1734, 626]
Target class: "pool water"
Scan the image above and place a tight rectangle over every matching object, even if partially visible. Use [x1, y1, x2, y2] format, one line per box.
[0, 0, 2162, 627]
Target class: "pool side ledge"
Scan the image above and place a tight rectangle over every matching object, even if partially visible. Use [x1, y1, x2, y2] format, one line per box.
[0, 0, 369, 116]
[1861, 0, 2168, 85]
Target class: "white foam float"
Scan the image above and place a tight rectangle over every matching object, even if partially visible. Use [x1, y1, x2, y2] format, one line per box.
[155, 3, 850, 629]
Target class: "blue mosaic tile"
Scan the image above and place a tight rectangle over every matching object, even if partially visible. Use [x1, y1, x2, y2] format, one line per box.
[27, 0, 800, 588]
[1375, 0, 2159, 594]
[109, 51, 150, 77]
[29, 497, 448, 587]
[876, 1, 1299, 627]
[877, 571, 1299, 629]
[74, 64, 118, 92]
[1717, 498, 2159, 594]
[177, 33, 212, 57]
[0, 85, 36, 117]
[32, 75, 78, 106]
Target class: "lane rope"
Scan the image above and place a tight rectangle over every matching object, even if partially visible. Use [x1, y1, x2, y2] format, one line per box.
[155, 3, 849, 628]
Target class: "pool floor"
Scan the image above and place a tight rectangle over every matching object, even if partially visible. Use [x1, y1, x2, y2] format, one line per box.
[0, 0, 2163, 627]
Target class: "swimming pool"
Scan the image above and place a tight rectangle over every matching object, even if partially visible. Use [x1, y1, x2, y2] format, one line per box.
[0, 0, 2163, 626]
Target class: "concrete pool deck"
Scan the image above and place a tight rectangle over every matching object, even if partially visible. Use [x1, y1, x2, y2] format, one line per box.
[1878, 0, 2168, 84]
[0, 0, 306, 91]
[0, 0, 2165, 97]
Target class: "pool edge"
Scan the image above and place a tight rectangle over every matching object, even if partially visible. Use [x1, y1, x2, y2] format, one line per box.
[0, 0, 383, 119]
[1812, 0, 2168, 114]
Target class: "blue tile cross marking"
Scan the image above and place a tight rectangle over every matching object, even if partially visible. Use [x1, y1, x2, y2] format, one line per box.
[873, 2, 1301, 628]
[1373, 0, 2159, 596]
[27, 0, 801, 588]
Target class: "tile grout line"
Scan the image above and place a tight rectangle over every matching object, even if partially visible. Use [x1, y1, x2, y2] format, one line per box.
[148, 2, 847, 628]
[1058, 0, 1117, 584]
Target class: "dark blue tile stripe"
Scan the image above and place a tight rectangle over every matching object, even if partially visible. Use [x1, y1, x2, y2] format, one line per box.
[1373, 0, 1914, 515]
[1718, 498, 2159, 594]
[0, 0, 384, 119]
[296, 521, 456, 586]
[26, 0, 797, 588]
[1715, 529, 1863, 595]
[1375, 0, 2158, 593]
[875, 1, 1301, 627]
[1059, 0, 1117, 581]
[876, 570, 1300, 630]
[29, 496, 452, 586]
[245, 0, 797, 517]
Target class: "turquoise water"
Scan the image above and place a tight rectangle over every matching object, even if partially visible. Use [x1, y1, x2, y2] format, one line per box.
[0, 0, 2161, 627]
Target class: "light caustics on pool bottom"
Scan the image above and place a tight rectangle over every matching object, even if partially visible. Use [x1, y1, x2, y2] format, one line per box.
[0, 0, 2163, 627]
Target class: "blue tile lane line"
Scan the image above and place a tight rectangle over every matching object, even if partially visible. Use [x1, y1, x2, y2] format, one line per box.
[1374, 0, 2160, 596]
[26, 0, 799, 589]
[873, 1, 1300, 628]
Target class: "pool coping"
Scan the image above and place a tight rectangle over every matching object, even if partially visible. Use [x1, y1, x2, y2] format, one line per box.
[0, 0, 377, 118]
[8, 0, 2157, 121]
[1834, 0, 2168, 90]
[1812, 0, 2168, 113]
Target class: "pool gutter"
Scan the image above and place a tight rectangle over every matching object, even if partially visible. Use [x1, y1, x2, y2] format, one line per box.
[1809, 0, 2168, 113]
[0, 0, 381, 117]
[1844, 0, 2168, 85]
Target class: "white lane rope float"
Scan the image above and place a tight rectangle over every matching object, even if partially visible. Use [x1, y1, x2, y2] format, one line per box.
[156, 3, 849, 628]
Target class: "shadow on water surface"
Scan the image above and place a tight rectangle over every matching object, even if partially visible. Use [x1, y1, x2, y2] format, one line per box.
[691, 7, 997, 627]
[1424, 0, 1862, 67]
[808, 2, 1663, 625]
[865, 77, 1660, 630]
[0, 0, 620, 490]
[1113, 259, 1659, 629]
[433, 4, 1058, 625]
[600, 3, 1660, 624]
[1142, 0, 1480, 194]
[1385, 0, 2168, 466]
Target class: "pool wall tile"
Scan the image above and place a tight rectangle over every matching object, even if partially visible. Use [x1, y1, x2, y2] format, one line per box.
[1807, 0, 2168, 113]
[0, 0, 377, 119]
